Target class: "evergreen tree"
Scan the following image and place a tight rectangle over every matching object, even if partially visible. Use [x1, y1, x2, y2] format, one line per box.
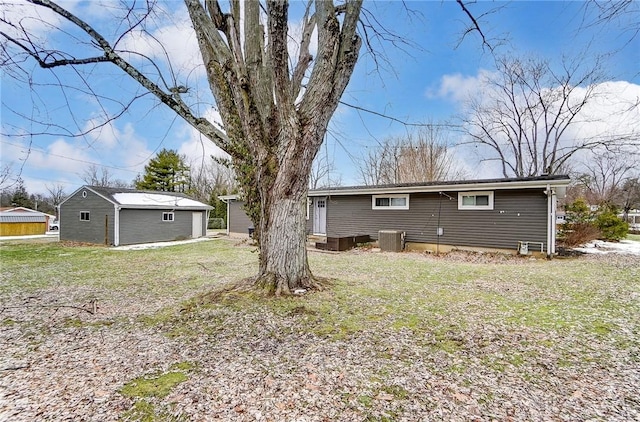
[135, 149, 190, 192]
[9, 180, 35, 209]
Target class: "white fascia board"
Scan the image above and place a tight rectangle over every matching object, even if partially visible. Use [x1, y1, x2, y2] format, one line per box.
[114, 205, 120, 246]
[118, 205, 213, 211]
[309, 178, 571, 197]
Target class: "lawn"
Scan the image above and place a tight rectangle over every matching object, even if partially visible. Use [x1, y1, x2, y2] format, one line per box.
[1, 238, 638, 421]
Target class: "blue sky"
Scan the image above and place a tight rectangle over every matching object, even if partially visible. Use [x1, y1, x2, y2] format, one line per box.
[1, 1, 639, 195]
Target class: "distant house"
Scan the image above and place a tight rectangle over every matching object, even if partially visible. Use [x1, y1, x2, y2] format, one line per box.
[0, 207, 50, 236]
[59, 186, 213, 246]
[221, 175, 570, 257]
[624, 210, 640, 233]
[218, 195, 254, 237]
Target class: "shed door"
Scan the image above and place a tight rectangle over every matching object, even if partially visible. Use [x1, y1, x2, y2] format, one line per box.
[313, 197, 327, 235]
[192, 212, 203, 238]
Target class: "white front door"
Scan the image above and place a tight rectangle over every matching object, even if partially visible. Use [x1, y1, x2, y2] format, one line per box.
[192, 212, 203, 238]
[313, 197, 327, 235]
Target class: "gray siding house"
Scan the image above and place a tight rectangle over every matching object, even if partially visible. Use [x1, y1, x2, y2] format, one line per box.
[222, 175, 570, 256]
[59, 186, 212, 246]
[219, 195, 255, 236]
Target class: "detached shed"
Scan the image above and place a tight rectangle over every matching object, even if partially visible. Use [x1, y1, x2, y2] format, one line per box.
[0, 207, 48, 236]
[59, 186, 213, 246]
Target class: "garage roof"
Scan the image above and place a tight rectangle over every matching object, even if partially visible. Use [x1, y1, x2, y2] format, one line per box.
[61, 186, 213, 210]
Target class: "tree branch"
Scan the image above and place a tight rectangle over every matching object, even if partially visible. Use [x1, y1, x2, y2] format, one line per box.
[19, 0, 229, 150]
[455, 0, 494, 52]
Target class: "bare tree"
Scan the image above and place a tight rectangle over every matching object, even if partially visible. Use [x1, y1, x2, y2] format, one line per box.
[576, 149, 639, 205]
[581, 1, 640, 44]
[1, 0, 365, 295]
[188, 157, 236, 203]
[0, 162, 14, 190]
[358, 125, 466, 185]
[81, 164, 130, 188]
[621, 177, 640, 217]
[44, 183, 66, 211]
[460, 54, 637, 177]
[1, 1, 489, 295]
[309, 152, 342, 190]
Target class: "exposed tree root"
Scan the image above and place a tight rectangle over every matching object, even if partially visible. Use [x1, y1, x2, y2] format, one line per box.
[193, 274, 332, 307]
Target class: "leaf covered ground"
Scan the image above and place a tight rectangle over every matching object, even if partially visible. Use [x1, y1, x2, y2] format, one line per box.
[0, 238, 638, 421]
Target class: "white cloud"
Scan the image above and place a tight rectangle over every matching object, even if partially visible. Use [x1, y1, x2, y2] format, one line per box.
[1, 137, 92, 175]
[428, 69, 495, 103]
[564, 81, 640, 143]
[434, 68, 640, 176]
[74, 118, 154, 176]
[0, 0, 78, 39]
[176, 108, 228, 171]
[0, 118, 158, 194]
[116, 6, 203, 84]
[288, 18, 319, 68]
[0, 135, 94, 193]
[178, 136, 226, 170]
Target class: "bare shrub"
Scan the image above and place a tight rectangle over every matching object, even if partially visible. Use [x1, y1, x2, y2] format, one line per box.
[561, 222, 601, 247]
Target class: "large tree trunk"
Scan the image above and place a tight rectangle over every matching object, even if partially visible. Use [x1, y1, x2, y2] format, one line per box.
[256, 194, 313, 295]
[253, 127, 323, 295]
[183, 0, 362, 295]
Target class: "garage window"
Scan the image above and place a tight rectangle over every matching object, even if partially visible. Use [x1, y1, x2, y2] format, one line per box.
[80, 211, 90, 221]
[162, 212, 174, 222]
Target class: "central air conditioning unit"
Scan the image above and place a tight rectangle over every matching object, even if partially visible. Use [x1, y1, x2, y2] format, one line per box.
[378, 230, 404, 252]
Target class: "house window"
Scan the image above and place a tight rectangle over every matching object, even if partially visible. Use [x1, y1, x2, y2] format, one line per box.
[372, 194, 410, 210]
[458, 191, 494, 210]
[162, 212, 174, 222]
[80, 211, 90, 221]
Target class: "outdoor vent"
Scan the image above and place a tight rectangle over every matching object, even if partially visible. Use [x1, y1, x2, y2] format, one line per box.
[378, 230, 404, 252]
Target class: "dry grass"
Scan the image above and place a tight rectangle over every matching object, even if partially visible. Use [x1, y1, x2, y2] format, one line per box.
[1, 238, 639, 421]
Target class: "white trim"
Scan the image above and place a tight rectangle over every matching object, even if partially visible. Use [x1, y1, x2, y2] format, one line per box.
[226, 199, 230, 235]
[218, 179, 572, 200]
[372, 194, 410, 210]
[309, 177, 571, 197]
[192, 212, 203, 238]
[457, 191, 494, 210]
[114, 205, 120, 246]
[80, 211, 91, 221]
[162, 211, 175, 222]
[546, 185, 557, 257]
[312, 197, 327, 235]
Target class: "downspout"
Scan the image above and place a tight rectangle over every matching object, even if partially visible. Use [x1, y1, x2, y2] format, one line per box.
[545, 184, 557, 258]
[114, 204, 120, 246]
[219, 197, 230, 236]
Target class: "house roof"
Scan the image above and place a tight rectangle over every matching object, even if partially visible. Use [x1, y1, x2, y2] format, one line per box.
[219, 175, 571, 201]
[61, 186, 213, 210]
[308, 175, 571, 196]
[0, 209, 48, 223]
[1, 206, 40, 213]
